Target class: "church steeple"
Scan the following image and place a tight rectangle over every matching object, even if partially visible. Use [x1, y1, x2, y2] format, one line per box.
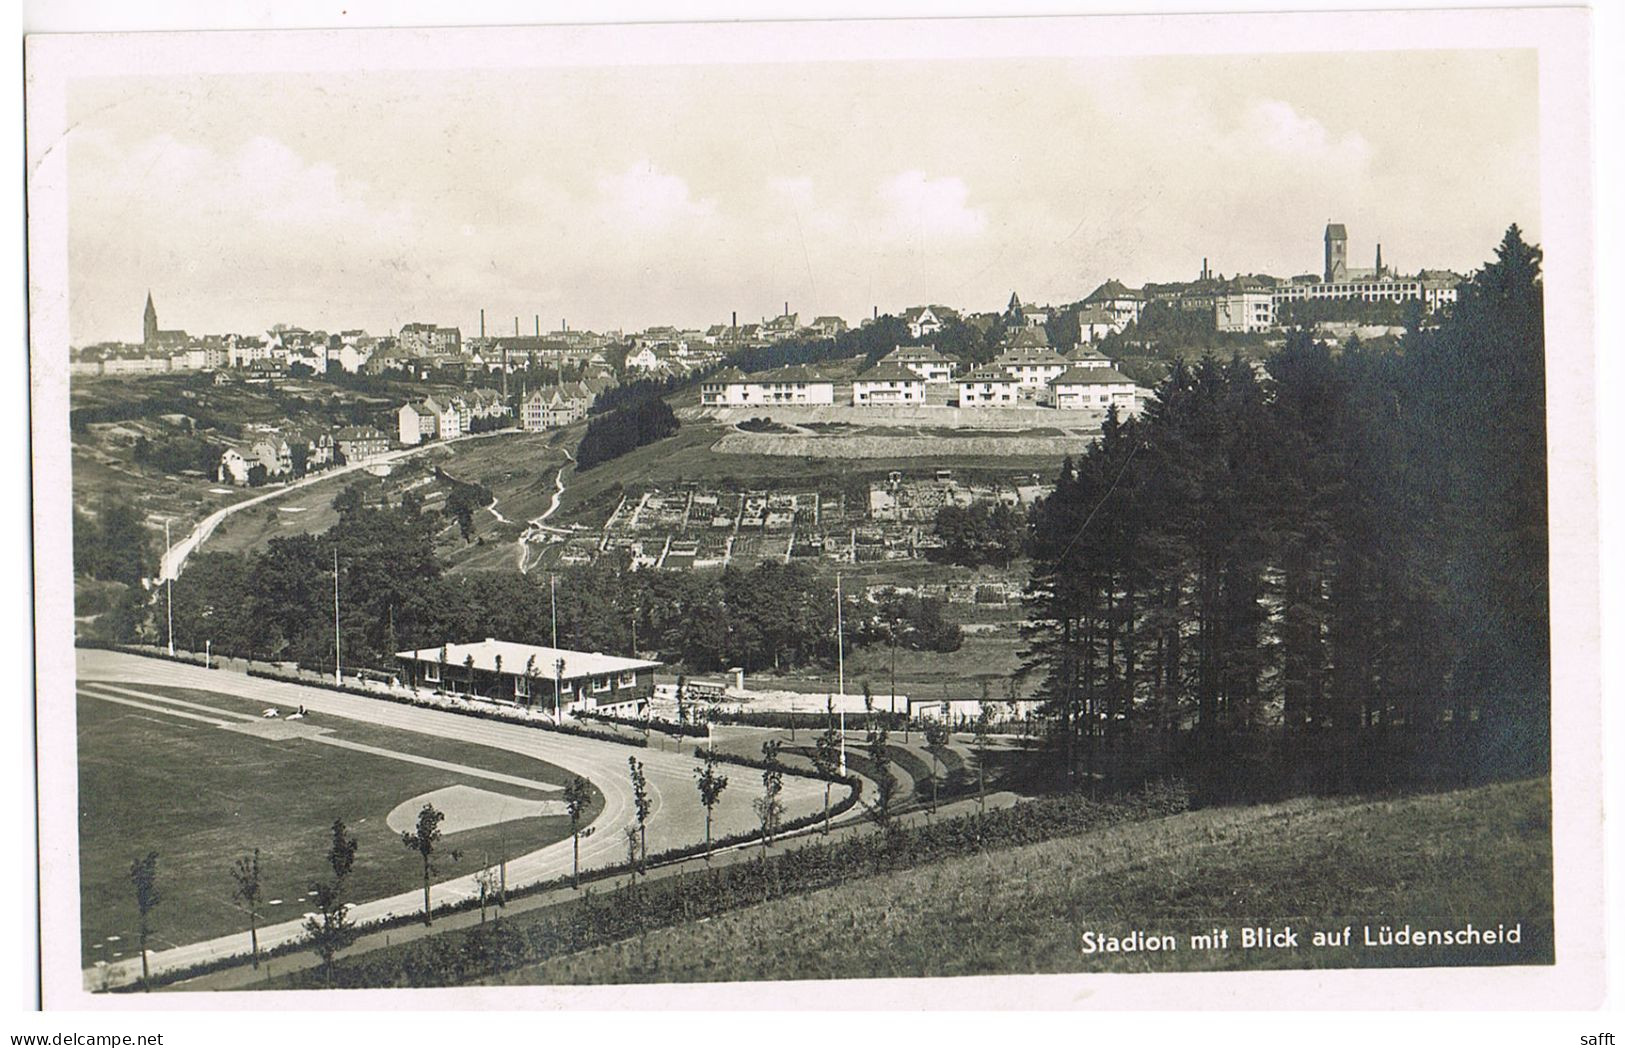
[143, 292, 158, 347]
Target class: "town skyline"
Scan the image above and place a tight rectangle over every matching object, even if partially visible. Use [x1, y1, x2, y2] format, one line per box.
[66, 47, 1537, 345]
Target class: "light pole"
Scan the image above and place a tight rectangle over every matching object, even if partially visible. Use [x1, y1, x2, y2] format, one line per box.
[163, 519, 174, 657]
[205, 639, 211, 670]
[554, 657, 565, 724]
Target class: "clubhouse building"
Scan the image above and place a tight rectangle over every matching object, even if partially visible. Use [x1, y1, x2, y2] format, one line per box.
[395, 638, 660, 716]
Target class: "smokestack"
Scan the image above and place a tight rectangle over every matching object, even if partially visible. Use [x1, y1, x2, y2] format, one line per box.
[535, 315, 540, 337]
[731, 310, 737, 332]
[784, 301, 789, 317]
[480, 309, 485, 339]
[514, 316, 519, 337]
[1376, 243, 1383, 276]
[873, 306, 878, 321]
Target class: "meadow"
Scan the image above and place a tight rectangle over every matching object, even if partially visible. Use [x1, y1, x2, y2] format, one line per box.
[492, 778, 1551, 984]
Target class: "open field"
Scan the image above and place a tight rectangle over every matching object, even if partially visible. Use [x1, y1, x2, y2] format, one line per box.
[490, 778, 1551, 984]
[77, 682, 599, 964]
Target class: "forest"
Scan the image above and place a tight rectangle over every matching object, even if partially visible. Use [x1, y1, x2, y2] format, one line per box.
[1020, 226, 1548, 797]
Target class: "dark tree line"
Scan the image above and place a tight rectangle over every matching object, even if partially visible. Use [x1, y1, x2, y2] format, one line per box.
[155, 500, 910, 675]
[1022, 227, 1548, 799]
[575, 398, 680, 471]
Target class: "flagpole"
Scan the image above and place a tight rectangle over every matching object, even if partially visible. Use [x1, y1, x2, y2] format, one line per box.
[550, 574, 558, 649]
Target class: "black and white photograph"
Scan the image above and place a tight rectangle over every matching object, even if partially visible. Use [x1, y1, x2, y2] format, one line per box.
[19, 2, 1605, 1024]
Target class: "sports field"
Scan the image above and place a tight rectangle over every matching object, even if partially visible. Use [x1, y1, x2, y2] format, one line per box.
[77, 682, 600, 966]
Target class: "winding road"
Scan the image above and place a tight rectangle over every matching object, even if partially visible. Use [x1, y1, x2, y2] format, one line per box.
[159, 428, 521, 582]
[76, 648, 827, 991]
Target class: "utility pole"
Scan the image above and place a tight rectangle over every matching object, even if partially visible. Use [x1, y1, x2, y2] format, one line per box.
[550, 574, 559, 650]
[333, 546, 342, 685]
[835, 573, 845, 704]
[163, 519, 174, 657]
[890, 615, 898, 718]
[554, 657, 565, 725]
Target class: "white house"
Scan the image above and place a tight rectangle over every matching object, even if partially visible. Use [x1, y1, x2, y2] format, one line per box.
[852, 363, 926, 406]
[1064, 345, 1117, 370]
[881, 345, 958, 383]
[1215, 291, 1276, 333]
[424, 396, 462, 439]
[902, 306, 952, 340]
[1074, 305, 1118, 343]
[701, 365, 835, 406]
[993, 346, 1070, 389]
[399, 401, 438, 445]
[1050, 366, 1142, 416]
[958, 368, 1022, 406]
[1083, 279, 1146, 330]
[218, 446, 253, 485]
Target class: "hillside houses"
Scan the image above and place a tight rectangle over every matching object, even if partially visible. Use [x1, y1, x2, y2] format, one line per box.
[700, 365, 836, 406]
[1050, 365, 1142, 415]
[880, 345, 957, 383]
[522, 384, 590, 431]
[958, 367, 1021, 406]
[992, 343, 1069, 389]
[852, 363, 925, 406]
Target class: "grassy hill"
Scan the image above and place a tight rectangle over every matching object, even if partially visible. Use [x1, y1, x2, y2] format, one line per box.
[487, 778, 1550, 984]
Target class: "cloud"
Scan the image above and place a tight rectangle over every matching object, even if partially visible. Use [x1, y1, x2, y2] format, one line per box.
[594, 161, 715, 231]
[877, 170, 987, 241]
[1237, 99, 1372, 171]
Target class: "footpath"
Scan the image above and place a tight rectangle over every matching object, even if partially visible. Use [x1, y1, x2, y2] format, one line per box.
[168, 786, 1020, 992]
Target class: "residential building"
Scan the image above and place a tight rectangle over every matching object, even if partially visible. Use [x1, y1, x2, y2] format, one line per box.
[1082, 279, 1146, 330]
[1074, 305, 1118, 343]
[395, 638, 661, 714]
[809, 315, 848, 338]
[852, 363, 926, 406]
[399, 322, 462, 357]
[423, 395, 462, 439]
[1064, 345, 1117, 369]
[958, 368, 1022, 406]
[218, 445, 253, 485]
[1050, 366, 1142, 415]
[522, 386, 587, 431]
[902, 305, 955, 340]
[1215, 291, 1277, 333]
[335, 426, 390, 463]
[399, 401, 438, 445]
[880, 345, 958, 383]
[700, 365, 835, 406]
[993, 344, 1069, 389]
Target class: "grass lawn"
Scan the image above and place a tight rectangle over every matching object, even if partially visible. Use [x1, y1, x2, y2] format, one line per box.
[490, 778, 1551, 984]
[76, 685, 602, 965]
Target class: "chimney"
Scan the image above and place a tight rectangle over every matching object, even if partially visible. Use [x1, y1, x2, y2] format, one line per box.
[535, 315, 540, 337]
[1376, 243, 1384, 276]
[731, 310, 737, 331]
[784, 301, 789, 317]
[873, 305, 878, 321]
[480, 309, 485, 339]
[514, 316, 519, 337]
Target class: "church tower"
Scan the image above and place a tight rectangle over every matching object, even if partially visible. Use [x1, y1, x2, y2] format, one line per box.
[1323, 223, 1348, 283]
[143, 292, 158, 347]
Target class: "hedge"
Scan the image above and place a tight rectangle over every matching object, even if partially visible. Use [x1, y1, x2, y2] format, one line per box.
[576, 709, 707, 739]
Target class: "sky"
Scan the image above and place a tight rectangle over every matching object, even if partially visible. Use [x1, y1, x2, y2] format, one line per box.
[64, 47, 1539, 345]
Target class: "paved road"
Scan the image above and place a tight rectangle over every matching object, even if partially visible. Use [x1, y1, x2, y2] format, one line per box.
[76, 649, 827, 990]
[159, 428, 522, 582]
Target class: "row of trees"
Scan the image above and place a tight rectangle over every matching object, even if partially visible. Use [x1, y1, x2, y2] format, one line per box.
[1022, 226, 1548, 796]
